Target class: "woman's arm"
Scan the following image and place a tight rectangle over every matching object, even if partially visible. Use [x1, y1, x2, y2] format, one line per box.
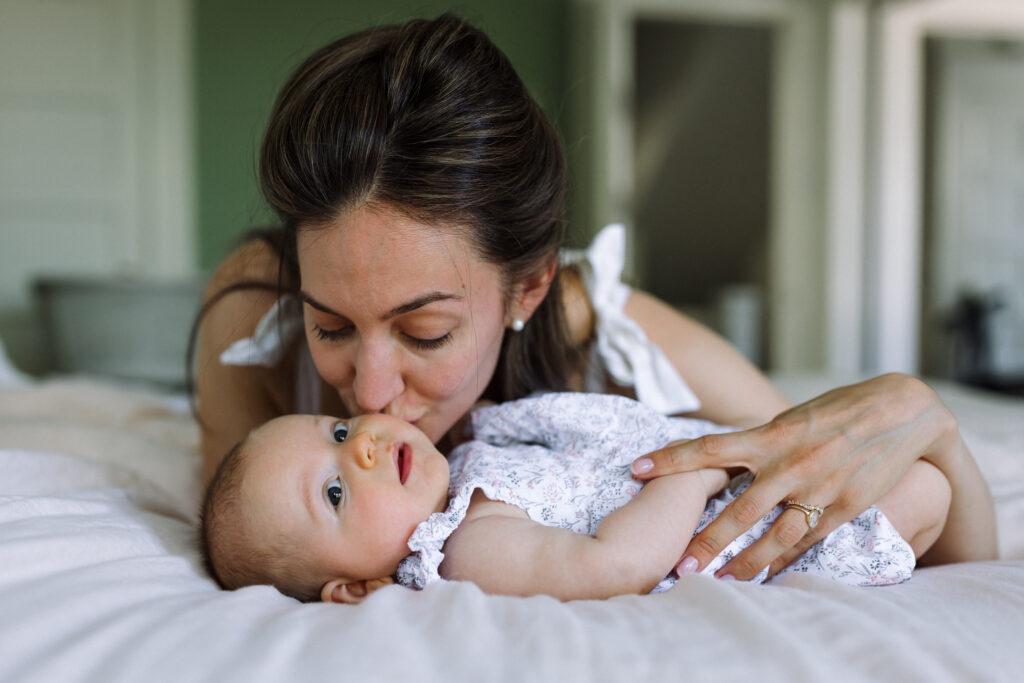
[622, 289, 793, 427]
[194, 240, 293, 485]
[439, 469, 726, 600]
[633, 374, 998, 578]
[612, 288, 996, 576]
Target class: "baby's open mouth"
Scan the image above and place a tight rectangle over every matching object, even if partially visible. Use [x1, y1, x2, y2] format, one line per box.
[398, 443, 412, 485]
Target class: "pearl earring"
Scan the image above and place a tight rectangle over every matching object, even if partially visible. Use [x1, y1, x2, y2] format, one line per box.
[511, 318, 525, 332]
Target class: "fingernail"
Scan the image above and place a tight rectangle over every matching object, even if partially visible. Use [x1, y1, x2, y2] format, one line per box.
[632, 458, 653, 474]
[718, 574, 736, 581]
[675, 556, 699, 575]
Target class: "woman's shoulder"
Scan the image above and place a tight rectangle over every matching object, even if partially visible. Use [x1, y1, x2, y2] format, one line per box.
[200, 237, 286, 336]
[204, 237, 281, 300]
[195, 236, 294, 482]
[560, 263, 596, 349]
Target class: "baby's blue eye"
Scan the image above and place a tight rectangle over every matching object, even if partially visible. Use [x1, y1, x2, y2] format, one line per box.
[326, 477, 343, 508]
[332, 422, 349, 443]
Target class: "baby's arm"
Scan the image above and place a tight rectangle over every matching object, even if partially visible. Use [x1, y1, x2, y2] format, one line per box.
[439, 469, 727, 600]
[874, 458, 991, 564]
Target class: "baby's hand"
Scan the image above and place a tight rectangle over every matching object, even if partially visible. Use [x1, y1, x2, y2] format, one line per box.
[698, 468, 729, 498]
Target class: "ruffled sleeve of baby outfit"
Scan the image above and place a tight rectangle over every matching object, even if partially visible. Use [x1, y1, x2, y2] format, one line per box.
[561, 224, 700, 415]
[396, 475, 477, 590]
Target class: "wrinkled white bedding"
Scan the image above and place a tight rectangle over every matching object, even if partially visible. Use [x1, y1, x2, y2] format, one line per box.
[1, 371, 1023, 683]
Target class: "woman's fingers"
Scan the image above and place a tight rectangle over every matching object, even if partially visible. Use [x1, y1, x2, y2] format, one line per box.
[632, 430, 753, 479]
[676, 480, 786, 574]
[718, 507, 833, 580]
[660, 374, 969, 578]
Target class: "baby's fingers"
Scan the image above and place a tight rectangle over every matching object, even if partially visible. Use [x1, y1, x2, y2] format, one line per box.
[632, 430, 751, 479]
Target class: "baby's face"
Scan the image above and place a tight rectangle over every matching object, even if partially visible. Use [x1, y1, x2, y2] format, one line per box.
[240, 413, 450, 586]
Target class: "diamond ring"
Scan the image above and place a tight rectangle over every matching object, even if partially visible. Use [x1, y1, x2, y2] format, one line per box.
[784, 501, 825, 529]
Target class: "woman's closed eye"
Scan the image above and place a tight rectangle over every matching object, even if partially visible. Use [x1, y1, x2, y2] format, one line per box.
[312, 323, 352, 342]
[404, 331, 453, 351]
[325, 476, 345, 508]
[312, 323, 452, 351]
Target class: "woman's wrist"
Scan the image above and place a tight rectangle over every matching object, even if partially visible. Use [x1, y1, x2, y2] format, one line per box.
[904, 374, 964, 477]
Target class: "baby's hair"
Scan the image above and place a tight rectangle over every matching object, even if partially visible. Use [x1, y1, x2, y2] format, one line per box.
[199, 436, 321, 602]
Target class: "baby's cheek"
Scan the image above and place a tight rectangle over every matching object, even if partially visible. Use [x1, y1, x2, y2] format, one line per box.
[357, 493, 417, 544]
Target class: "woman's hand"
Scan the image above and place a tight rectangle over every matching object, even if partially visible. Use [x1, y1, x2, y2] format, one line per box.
[631, 373, 997, 579]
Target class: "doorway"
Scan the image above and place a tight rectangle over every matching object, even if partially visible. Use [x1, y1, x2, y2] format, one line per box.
[631, 20, 772, 367]
[922, 37, 1024, 390]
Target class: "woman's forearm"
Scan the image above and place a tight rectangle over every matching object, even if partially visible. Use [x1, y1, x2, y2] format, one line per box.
[623, 289, 792, 427]
[629, 373, 999, 578]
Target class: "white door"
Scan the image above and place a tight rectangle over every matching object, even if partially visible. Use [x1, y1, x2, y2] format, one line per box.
[926, 39, 1024, 378]
[0, 0, 193, 370]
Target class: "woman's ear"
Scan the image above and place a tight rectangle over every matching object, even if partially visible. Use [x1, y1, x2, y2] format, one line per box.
[321, 576, 394, 604]
[511, 259, 557, 324]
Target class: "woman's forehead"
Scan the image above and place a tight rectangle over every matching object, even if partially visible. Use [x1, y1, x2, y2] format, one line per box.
[296, 207, 501, 306]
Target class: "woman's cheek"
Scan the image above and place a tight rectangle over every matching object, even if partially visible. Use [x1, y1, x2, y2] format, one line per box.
[309, 345, 352, 390]
[428, 333, 504, 399]
[412, 353, 475, 399]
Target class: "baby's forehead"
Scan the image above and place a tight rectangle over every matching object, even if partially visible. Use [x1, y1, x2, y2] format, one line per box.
[254, 413, 321, 439]
[243, 415, 322, 460]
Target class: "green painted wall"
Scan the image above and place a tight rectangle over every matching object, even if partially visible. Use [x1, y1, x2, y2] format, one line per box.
[194, 1, 570, 269]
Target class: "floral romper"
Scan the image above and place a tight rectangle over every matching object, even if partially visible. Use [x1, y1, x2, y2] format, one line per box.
[397, 392, 915, 592]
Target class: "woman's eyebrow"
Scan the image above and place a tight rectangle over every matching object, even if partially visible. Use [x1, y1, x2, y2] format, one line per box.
[298, 291, 463, 321]
[381, 292, 463, 320]
[298, 292, 344, 317]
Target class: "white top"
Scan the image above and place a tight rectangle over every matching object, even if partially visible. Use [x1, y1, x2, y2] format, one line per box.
[219, 224, 701, 415]
[396, 393, 916, 592]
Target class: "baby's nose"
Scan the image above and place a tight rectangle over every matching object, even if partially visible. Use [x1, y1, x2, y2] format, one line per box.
[352, 431, 377, 470]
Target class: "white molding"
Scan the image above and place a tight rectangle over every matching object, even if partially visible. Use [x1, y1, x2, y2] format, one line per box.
[769, 1, 824, 371]
[135, 0, 196, 276]
[870, 0, 1024, 373]
[825, 1, 868, 375]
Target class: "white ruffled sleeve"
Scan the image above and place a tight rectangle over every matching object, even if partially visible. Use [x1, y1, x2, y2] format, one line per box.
[561, 224, 700, 415]
[218, 296, 304, 368]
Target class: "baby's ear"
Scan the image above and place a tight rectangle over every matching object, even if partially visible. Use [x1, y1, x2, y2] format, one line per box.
[321, 576, 394, 604]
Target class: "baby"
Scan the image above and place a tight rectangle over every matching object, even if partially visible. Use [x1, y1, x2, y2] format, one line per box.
[201, 393, 951, 603]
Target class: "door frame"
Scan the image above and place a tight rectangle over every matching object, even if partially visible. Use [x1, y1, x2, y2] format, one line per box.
[869, 0, 1024, 373]
[573, 0, 825, 371]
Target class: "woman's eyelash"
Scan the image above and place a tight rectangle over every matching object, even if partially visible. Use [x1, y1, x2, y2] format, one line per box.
[312, 324, 452, 350]
[312, 323, 351, 341]
[407, 332, 453, 351]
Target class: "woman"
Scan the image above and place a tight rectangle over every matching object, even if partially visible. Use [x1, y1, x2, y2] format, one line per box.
[193, 14, 996, 582]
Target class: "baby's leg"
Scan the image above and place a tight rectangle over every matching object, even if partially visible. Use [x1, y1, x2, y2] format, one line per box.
[874, 460, 951, 559]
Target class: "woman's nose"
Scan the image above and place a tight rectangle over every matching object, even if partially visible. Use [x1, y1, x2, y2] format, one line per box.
[351, 340, 404, 413]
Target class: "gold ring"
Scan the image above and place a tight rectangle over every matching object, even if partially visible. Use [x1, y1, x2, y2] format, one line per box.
[785, 501, 825, 529]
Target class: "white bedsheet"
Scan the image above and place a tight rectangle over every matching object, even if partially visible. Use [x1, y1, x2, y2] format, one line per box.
[1, 374, 1023, 682]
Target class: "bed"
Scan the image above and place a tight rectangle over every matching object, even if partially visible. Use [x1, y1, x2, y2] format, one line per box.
[2, 348, 1023, 682]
